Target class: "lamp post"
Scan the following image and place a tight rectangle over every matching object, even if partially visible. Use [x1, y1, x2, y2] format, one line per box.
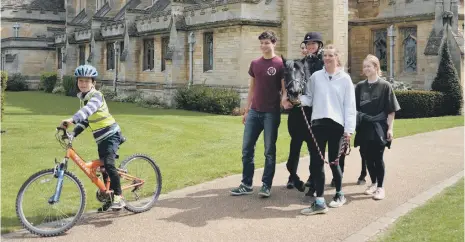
[387, 25, 396, 83]
[13, 22, 20, 37]
[188, 32, 196, 88]
[113, 41, 119, 95]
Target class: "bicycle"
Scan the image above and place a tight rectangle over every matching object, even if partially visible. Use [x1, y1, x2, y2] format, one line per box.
[15, 125, 162, 237]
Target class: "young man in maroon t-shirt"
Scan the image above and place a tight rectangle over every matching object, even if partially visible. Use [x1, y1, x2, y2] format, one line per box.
[230, 30, 287, 198]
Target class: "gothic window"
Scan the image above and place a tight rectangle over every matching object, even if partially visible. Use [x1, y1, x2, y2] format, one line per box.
[143, 39, 154, 71]
[120, 41, 124, 58]
[106, 43, 115, 70]
[161, 37, 169, 71]
[372, 29, 387, 72]
[401, 27, 417, 72]
[203, 32, 213, 72]
[57, 48, 62, 69]
[79, 45, 86, 65]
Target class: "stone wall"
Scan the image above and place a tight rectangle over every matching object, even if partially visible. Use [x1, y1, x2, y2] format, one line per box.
[1, 22, 64, 38]
[377, 0, 435, 18]
[283, 0, 348, 65]
[348, 20, 435, 89]
[2, 49, 56, 78]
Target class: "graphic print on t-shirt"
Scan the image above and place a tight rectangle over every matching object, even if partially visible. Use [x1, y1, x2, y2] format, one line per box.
[267, 66, 277, 76]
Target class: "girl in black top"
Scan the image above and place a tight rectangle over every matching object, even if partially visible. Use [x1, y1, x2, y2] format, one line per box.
[354, 54, 401, 200]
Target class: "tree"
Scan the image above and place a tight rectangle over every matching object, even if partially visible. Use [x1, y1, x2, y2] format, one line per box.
[431, 40, 463, 115]
[1, 71, 7, 133]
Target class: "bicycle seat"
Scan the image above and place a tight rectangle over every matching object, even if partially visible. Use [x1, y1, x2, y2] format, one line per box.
[120, 136, 126, 145]
[115, 135, 126, 159]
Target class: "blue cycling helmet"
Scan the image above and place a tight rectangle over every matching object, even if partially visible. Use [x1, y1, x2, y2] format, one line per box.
[74, 65, 98, 78]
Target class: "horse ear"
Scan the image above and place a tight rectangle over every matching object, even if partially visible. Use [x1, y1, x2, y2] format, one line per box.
[281, 55, 286, 63]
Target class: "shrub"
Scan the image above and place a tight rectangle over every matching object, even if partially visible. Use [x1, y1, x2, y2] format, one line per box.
[6, 73, 28, 91]
[394, 90, 445, 119]
[391, 80, 412, 91]
[39, 72, 57, 93]
[135, 94, 167, 109]
[62, 75, 78, 97]
[431, 41, 463, 115]
[99, 85, 116, 101]
[1, 71, 8, 122]
[111, 91, 139, 103]
[52, 86, 65, 95]
[175, 85, 240, 115]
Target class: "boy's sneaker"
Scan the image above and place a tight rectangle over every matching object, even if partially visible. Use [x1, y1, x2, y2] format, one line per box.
[300, 201, 328, 215]
[286, 178, 294, 189]
[230, 183, 253, 196]
[328, 192, 346, 208]
[364, 184, 378, 195]
[97, 200, 112, 213]
[373, 188, 385, 200]
[258, 184, 271, 197]
[110, 195, 126, 210]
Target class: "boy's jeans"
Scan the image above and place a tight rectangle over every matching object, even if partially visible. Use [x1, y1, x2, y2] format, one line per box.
[241, 109, 281, 188]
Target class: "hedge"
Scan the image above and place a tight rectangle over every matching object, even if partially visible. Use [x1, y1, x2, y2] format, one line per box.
[5, 73, 28, 91]
[431, 41, 463, 115]
[174, 85, 240, 115]
[394, 90, 445, 119]
[62, 75, 78, 97]
[40, 72, 58, 93]
[1, 71, 7, 122]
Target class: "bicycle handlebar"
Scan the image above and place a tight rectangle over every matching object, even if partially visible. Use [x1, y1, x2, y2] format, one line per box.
[56, 123, 74, 146]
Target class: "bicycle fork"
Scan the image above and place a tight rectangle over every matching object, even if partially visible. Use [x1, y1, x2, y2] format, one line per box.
[48, 158, 67, 204]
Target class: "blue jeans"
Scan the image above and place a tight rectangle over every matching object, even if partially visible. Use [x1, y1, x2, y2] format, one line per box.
[241, 109, 281, 188]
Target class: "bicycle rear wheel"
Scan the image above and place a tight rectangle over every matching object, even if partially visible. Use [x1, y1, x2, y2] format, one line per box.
[119, 154, 162, 213]
[15, 169, 86, 237]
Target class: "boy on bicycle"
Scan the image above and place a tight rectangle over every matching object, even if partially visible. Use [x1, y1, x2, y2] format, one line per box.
[60, 64, 125, 212]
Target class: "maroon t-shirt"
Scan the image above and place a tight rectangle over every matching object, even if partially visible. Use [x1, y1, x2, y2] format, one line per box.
[248, 56, 284, 112]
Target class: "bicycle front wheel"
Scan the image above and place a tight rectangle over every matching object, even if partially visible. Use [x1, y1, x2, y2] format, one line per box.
[15, 169, 86, 237]
[119, 154, 162, 213]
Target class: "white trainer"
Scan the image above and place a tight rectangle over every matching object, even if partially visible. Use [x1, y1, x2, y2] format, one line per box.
[364, 184, 378, 195]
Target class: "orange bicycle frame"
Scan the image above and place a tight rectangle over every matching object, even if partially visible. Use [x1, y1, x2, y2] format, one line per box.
[66, 148, 145, 193]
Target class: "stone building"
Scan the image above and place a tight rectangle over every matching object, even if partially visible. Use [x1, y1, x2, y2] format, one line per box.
[348, 0, 464, 89]
[1, 0, 463, 106]
[1, 0, 66, 88]
[1, 0, 348, 106]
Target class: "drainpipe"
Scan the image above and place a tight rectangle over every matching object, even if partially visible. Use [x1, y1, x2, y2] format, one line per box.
[387, 25, 396, 83]
[188, 32, 196, 88]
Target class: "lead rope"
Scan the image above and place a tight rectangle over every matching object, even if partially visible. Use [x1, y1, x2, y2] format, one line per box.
[300, 106, 351, 166]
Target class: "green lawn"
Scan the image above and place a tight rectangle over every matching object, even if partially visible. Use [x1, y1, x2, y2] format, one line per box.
[375, 178, 464, 242]
[1, 91, 464, 233]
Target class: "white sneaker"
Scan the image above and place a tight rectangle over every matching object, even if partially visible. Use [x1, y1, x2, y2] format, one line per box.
[364, 184, 377, 195]
[373, 188, 385, 200]
[328, 193, 346, 208]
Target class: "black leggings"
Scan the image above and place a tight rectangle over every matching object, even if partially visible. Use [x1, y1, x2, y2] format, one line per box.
[359, 142, 385, 187]
[358, 149, 368, 180]
[310, 124, 345, 197]
[286, 137, 313, 185]
[285, 106, 314, 186]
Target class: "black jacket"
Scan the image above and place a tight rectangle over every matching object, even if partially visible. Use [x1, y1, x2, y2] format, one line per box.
[287, 51, 324, 139]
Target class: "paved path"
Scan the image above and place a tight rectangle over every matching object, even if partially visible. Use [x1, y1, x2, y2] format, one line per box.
[3, 127, 464, 242]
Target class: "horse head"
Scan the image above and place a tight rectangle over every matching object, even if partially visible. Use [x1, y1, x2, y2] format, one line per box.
[281, 55, 306, 102]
